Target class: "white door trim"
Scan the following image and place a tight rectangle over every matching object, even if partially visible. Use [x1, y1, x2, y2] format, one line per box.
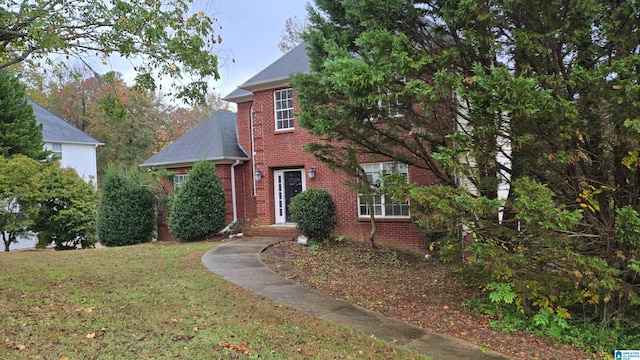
[273, 169, 305, 224]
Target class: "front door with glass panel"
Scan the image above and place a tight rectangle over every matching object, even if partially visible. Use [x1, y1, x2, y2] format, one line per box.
[274, 169, 304, 223]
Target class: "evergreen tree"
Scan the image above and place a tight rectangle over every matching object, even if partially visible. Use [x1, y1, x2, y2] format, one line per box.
[294, 0, 640, 345]
[0, 70, 48, 160]
[169, 160, 226, 241]
[96, 168, 156, 247]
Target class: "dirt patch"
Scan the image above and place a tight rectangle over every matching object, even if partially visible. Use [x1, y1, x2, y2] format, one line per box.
[261, 238, 589, 360]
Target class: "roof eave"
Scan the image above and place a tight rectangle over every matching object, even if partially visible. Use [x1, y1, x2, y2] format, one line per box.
[239, 77, 292, 92]
[222, 94, 253, 103]
[45, 140, 104, 146]
[140, 156, 249, 168]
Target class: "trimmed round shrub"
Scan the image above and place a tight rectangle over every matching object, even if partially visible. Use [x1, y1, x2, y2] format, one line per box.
[96, 168, 156, 247]
[168, 160, 226, 241]
[289, 189, 337, 242]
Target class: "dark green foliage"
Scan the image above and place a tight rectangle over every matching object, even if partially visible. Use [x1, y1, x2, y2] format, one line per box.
[296, 0, 640, 353]
[96, 168, 156, 247]
[289, 189, 337, 242]
[0, 70, 48, 160]
[168, 160, 225, 241]
[34, 163, 98, 250]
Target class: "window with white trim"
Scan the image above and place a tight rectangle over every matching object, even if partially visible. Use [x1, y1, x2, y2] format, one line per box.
[381, 75, 405, 117]
[174, 174, 187, 191]
[358, 162, 410, 218]
[50, 143, 62, 159]
[274, 88, 294, 130]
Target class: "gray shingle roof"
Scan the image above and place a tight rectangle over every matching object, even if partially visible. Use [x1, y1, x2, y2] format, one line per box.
[221, 88, 253, 103]
[140, 111, 249, 168]
[224, 42, 310, 101]
[29, 100, 103, 145]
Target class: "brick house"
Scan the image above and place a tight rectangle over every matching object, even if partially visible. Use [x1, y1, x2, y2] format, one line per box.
[140, 111, 250, 241]
[143, 43, 441, 253]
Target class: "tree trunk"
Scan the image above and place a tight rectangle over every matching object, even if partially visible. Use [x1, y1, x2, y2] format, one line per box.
[2, 233, 9, 252]
[367, 202, 377, 250]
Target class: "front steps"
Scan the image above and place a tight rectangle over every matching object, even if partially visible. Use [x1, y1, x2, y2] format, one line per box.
[241, 224, 299, 239]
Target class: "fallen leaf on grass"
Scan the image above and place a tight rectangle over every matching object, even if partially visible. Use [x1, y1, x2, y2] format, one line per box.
[218, 340, 251, 355]
[86, 332, 97, 339]
[172, 334, 193, 341]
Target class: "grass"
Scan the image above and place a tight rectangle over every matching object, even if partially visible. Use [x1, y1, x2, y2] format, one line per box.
[0, 241, 428, 359]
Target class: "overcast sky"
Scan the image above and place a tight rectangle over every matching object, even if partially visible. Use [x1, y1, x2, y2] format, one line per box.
[202, 1, 310, 99]
[90, 1, 310, 106]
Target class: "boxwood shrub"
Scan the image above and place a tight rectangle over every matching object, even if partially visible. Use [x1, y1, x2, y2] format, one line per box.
[96, 168, 156, 247]
[168, 160, 226, 241]
[289, 189, 337, 242]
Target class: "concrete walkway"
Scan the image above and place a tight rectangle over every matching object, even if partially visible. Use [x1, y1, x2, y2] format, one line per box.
[202, 236, 508, 360]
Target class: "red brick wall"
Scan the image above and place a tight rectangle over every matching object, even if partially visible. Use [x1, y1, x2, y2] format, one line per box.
[157, 163, 242, 240]
[234, 88, 440, 254]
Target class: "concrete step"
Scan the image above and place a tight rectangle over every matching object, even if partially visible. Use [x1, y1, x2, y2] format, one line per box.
[242, 225, 299, 239]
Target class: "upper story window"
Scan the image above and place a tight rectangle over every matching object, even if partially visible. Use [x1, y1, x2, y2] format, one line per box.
[358, 162, 410, 218]
[174, 174, 187, 192]
[381, 75, 405, 118]
[274, 88, 294, 130]
[367, 76, 405, 120]
[50, 143, 62, 159]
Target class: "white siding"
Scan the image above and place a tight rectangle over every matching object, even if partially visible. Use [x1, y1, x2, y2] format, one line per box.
[45, 142, 98, 185]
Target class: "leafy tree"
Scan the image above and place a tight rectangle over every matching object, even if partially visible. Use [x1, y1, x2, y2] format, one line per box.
[96, 168, 156, 247]
[34, 162, 98, 250]
[0, 0, 220, 104]
[0, 70, 48, 160]
[168, 160, 225, 241]
[159, 92, 232, 150]
[0, 155, 45, 251]
[289, 189, 337, 242]
[23, 67, 231, 177]
[278, 16, 308, 53]
[295, 0, 640, 344]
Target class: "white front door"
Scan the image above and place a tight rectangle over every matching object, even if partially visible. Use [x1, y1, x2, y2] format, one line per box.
[274, 169, 305, 223]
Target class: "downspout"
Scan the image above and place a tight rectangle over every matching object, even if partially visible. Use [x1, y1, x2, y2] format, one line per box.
[250, 106, 257, 196]
[231, 160, 241, 221]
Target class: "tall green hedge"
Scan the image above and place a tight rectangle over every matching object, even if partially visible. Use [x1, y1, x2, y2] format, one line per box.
[168, 160, 226, 241]
[289, 189, 337, 242]
[96, 168, 156, 247]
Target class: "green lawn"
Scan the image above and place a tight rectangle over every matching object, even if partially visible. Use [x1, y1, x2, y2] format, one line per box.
[0, 241, 427, 359]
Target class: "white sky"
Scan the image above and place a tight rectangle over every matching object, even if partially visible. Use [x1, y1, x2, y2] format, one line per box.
[85, 1, 310, 107]
[207, 1, 310, 98]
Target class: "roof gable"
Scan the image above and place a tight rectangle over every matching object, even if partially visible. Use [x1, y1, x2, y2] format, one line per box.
[224, 43, 310, 101]
[29, 100, 103, 145]
[140, 111, 249, 168]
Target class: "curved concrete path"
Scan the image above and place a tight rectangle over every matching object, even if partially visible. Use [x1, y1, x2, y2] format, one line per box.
[202, 236, 508, 360]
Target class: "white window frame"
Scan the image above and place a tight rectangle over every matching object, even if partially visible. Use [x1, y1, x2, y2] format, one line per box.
[381, 75, 405, 117]
[174, 174, 187, 191]
[50, 143, 62, 159]
[274, 88, 295, 131]
[358, 162, 410, 218]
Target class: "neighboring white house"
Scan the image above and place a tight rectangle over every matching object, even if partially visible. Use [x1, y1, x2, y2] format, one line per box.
[28, 100, 103, 184]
